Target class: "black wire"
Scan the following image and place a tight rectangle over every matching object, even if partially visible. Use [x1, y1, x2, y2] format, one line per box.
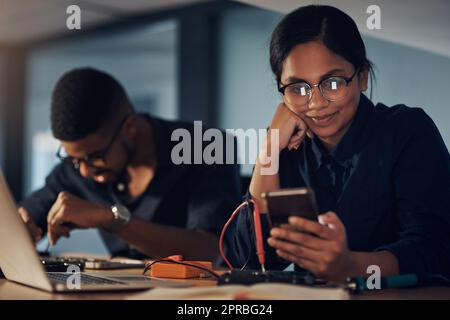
[240, 250, 252, 271]
[243, 200, 259, 270]
[143, 259, 220, 279]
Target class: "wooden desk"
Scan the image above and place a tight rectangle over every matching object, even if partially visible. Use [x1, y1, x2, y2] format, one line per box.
[1, 268, 449, 300]
[0, 268, 216, 300]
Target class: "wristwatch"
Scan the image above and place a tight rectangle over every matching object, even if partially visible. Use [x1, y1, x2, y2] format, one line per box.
[105, 204, 131, 233]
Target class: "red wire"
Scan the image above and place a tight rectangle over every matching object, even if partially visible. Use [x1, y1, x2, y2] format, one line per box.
[250, 199, 265, 269]
[219, 199, 266, 271]
[219, 201, 248, 269]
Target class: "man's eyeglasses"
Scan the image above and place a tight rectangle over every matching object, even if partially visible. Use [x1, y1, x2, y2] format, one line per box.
[56, 116, 129, 169]
[278, 68, 359, 107]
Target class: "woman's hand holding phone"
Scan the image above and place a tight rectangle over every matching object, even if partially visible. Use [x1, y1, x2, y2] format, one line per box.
[267, 211, 354, 282]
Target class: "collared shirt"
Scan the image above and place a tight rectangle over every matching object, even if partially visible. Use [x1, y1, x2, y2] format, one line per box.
[308, 135, 359, 210]
[21, 115, 241, 258]
[228, 94, 450, 277]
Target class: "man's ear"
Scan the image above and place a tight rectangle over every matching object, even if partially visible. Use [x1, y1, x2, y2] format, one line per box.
[123, 115, 138, 138]
[358, 68, 369, 92]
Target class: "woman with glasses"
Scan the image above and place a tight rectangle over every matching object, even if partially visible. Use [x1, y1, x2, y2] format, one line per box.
[227, 5, 450, 282]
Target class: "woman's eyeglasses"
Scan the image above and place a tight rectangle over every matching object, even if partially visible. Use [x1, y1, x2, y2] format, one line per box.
[278, 68, 359, 107]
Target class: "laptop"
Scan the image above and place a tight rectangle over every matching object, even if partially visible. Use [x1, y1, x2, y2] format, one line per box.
[0, 170, 186, 292]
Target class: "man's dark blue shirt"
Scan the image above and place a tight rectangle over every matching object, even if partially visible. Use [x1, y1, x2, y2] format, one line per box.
[21, 116, 241, 258]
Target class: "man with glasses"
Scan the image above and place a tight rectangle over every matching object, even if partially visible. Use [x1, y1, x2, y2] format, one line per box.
[19, 68, 241, 262]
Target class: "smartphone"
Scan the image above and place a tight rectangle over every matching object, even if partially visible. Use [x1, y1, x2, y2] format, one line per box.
[262, 187, 318, 227]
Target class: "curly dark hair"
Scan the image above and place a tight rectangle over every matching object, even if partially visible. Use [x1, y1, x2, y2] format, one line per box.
[51, 67, 133, 141]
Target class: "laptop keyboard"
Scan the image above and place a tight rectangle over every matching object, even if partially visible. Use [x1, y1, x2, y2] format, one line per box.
[41, 257, 86, 272]
[47, 272, 125, 286]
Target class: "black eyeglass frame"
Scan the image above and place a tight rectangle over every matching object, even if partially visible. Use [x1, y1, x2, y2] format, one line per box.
[56, 115, 130, 169]
[278, 68, 360, 104]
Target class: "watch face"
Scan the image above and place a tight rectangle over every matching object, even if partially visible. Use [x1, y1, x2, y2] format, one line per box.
[107, 205, 131, 233]
[113, 204, 131, 222]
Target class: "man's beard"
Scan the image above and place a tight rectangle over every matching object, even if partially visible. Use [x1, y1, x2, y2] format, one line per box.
[92, 142, 134, 184]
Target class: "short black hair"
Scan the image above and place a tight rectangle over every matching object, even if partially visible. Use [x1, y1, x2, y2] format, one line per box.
[51, 67, 133, 141]
[270, 5, 375, 87]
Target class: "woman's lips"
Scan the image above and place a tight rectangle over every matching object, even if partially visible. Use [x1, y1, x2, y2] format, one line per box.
[307, 111, 339, 126]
